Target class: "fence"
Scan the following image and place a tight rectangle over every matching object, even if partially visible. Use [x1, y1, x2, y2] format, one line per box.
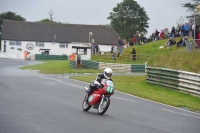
[35, 54, 68, 60]
[70, 60, 145, 72]
[98, 53, 150, 61]
[82, 60, 99, 69]
[146, 64, 200, 96]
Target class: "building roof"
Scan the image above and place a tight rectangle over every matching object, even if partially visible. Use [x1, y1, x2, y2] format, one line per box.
[2, 20, 119, 45]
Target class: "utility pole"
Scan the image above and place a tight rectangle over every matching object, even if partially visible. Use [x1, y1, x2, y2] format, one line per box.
[193, 1, 200, 46]
[89, 32, 93, 56]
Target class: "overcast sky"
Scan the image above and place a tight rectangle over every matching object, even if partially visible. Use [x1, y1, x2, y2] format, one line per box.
[0, 0, 192, 36]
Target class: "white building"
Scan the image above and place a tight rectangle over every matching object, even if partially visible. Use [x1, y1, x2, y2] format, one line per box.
[1, 20, 119, 60]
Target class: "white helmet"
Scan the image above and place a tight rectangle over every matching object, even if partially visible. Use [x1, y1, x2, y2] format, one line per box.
[104, 68, 113, 79]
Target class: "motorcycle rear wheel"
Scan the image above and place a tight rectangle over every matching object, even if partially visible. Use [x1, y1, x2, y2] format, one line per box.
[97, 96, 110, 115]
[82, 94, 91, 111]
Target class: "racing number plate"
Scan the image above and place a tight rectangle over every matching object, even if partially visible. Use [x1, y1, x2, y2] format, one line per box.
[106, 86, 114, 94]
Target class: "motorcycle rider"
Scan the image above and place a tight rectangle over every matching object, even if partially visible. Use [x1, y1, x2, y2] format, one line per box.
[86, 68, 113, 98]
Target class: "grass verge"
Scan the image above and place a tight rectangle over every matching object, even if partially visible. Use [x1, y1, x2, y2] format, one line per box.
[70, 75, 200, 112]
[20, 60, 102, 74]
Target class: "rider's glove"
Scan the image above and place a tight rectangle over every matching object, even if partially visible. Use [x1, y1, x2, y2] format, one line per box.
[94, 80, 102, 88]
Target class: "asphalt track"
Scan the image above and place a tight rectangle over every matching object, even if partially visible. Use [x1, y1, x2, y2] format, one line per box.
[0, 59, 200, 133]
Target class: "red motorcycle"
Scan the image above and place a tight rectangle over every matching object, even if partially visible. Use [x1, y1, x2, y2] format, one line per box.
[82, 79, 114, 115]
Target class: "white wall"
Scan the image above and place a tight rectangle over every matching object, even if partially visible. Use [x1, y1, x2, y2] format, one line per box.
[98, 44, 112, 53]
[1, 40, 93, 60]
[0, 40, 112, 60]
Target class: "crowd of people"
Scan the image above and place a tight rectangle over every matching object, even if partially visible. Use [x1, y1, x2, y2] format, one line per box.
[93, 21, 200, 61]
[129, 22, 200, 49]
[110, 37, 136, 60]
[130, 22, 194, 45]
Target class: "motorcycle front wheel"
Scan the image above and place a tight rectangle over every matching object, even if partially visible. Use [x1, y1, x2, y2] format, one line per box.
[82, 94, 91, 111]
[97, 96, 110, 115]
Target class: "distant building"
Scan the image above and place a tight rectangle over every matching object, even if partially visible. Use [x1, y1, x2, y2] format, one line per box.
[1, 20, 119, 60]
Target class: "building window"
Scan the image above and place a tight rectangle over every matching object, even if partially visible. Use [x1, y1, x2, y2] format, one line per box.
[59, 43, 68, 48]
[16, 41, 21, 46]
[36, 42, 44, 47]
[78, 49, 86, 54]
[9, 41, 21, 46]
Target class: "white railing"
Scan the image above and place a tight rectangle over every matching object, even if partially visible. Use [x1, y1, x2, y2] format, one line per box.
[146, 64, 200, 96]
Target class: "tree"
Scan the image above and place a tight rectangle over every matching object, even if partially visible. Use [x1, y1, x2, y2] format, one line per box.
[176, 16, 185, 26]
[39, 18, 54, 23]
[38, 10, 57, 23]
[107, 0, 149, 40]
[0, 11, 26, 26]
[181, 0, 200, 20]
[0, 11, 26, 50]
[48, 9, 56, 21]
[181, 0, 200, 25]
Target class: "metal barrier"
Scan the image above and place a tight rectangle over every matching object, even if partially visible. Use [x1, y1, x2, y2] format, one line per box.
[69, 59, 145, 72]
[82, 60, 99, 69]
[99, 62, 131, 72]
[146, 64, 200, 96]
[82, 60, 145, 72]
[35, 54, 68, 60]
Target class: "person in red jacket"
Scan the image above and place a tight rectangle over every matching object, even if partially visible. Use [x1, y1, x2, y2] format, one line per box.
[160, 30, 164, 39]
[197, 32, 200, 49]
[131, 35, 136, 45]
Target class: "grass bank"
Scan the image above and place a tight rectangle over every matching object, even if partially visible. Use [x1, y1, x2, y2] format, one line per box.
[92, 37, 200, 73]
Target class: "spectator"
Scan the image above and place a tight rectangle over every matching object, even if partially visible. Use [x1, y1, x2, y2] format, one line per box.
[155, 29, 160, 41]
[136, 31, 140, 44]
[164, 28, 169, 38]
[181, 37, 187, 47]
[197, 32, 200, 49]
[176, 38, 184, 47]
[183, 23, 189, 36]
[176, 24, 181, 37]
[131, 34, 136, 46]
[110, 45, 113, 53]
[117, 37, 123, 57]
[193, 25, 199, 41]
[160, 30, 164, 39]
[130, 47, 136, 60]
[92, 43, 95, 55]
[142, 32, 147, 43]
[165, 37, 173, 47]
[94, 44, 99, 54]
[147, 35, 153, 42]
[122, 41, 129, 48]
[192, 22, 195, 37]
[171, 26, 176, 39]
[69, 53, 76, 61]
[140, 32, 144, 44]
[189, 22, 193, 37]
[181, 24, 184, 37]
[112, 44, 118, 60]
[152, 32, 155, 41]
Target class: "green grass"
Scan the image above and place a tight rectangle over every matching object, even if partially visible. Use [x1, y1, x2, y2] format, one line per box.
[70, 75, 200, 112]
[21, 60, 102, 74]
